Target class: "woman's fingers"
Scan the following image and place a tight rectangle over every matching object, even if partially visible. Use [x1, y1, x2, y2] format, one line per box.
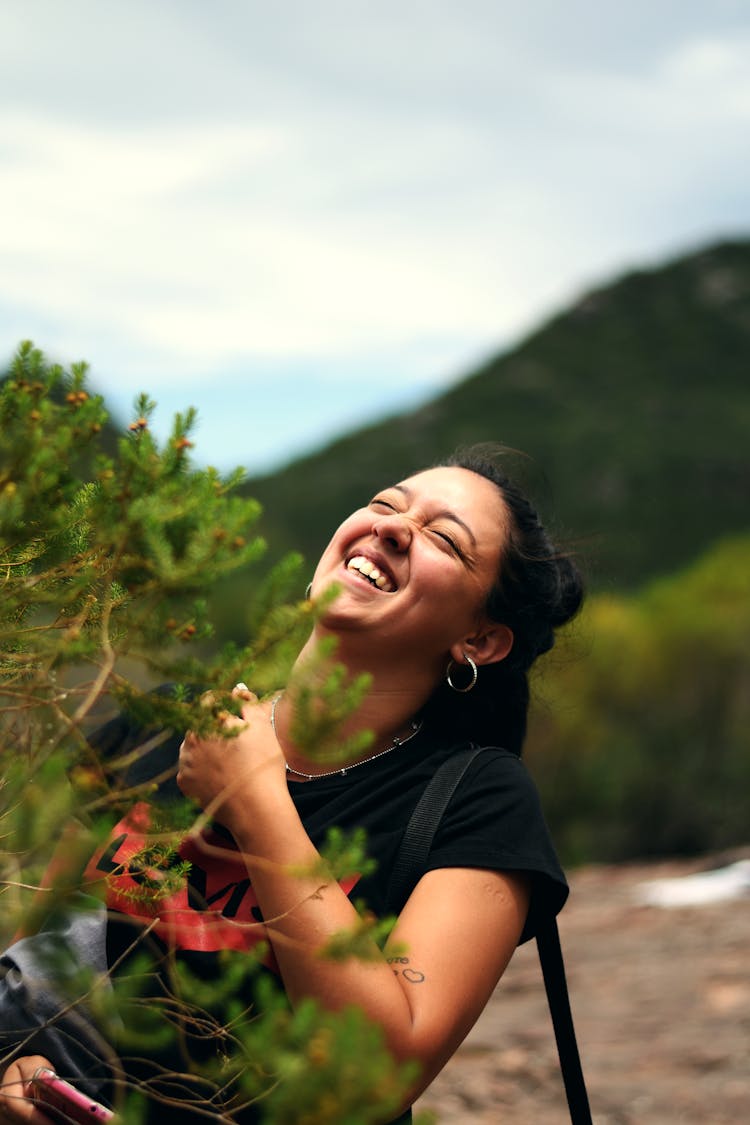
[0, 1056, 57, 1122]
[177, 685, 258, 789]
[198, 685, 256, 712]
[232, 682, 256, 700]
[187, 686, 256, 731]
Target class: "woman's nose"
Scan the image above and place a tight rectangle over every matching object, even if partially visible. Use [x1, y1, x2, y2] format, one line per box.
[372, 513, 412, 552]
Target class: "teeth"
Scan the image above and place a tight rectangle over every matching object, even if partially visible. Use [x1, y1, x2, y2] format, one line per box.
[347, 556, 394, 591]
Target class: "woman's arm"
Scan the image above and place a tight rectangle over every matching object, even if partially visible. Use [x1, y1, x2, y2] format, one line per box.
[238, 806, 529, 1098]
[177, 700, 530, 1100]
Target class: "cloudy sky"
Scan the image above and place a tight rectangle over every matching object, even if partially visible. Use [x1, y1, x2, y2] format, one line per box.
[2, 1, 749, 473]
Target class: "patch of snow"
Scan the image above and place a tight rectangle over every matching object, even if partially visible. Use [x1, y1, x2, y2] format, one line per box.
[634, 860, 750, 908]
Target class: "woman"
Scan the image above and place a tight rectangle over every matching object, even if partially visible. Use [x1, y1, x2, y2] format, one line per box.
[0, 448, 583, 1123]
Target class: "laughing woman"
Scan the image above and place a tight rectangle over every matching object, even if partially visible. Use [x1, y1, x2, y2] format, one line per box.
[0, 447, 583, 1124]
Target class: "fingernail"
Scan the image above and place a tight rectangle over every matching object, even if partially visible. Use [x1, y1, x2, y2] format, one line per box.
[234, 682, 250, 692]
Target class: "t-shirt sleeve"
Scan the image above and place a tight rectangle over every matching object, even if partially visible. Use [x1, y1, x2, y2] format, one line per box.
[424, 749, 568, 943]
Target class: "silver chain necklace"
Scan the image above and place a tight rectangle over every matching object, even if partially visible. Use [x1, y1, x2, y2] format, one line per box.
[270, 693, 422, 780]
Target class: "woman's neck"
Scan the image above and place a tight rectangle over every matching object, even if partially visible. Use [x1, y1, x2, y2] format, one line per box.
[276, 631, 440, 771]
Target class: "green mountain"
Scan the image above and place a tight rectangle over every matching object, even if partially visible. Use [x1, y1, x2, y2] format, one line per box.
[244, 238, 750, 593]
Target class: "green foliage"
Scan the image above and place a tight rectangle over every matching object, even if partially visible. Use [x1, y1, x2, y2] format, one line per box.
[0, 344, 411, 1123]
[310, 826, 378, 884]
[319, 913, 397, 964]
[287, 637, 375, 766]
[236, 985, 417, 1125]
[1, 344, 268, 745]
[526, 535, 750, 862]
[106, 958, 414, 1123]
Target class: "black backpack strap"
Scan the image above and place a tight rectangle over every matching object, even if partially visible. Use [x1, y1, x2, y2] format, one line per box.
[386, 744, 483, 914]
[386, 746, 592, 1124]
[537, 918, 593, 1124]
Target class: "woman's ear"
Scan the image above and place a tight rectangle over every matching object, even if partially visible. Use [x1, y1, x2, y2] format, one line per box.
[451, 623, 514, 668]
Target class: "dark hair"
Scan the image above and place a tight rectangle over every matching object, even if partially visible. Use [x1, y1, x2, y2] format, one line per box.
[422, 446, 584, 755]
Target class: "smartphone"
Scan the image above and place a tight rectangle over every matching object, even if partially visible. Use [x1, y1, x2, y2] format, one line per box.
[31, 1067, 114, 1123]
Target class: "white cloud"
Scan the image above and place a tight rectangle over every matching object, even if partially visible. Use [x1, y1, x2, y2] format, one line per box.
[1, 2, 749, 468]
[0, 107, 551, 378]
[664, 34, 750, 85]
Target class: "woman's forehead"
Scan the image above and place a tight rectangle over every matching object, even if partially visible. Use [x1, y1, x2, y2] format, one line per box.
[389, 465, 509, 538]
[396, 465, 504, 507]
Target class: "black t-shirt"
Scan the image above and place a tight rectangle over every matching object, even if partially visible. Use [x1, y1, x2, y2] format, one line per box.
[85, 713, 567, 1122]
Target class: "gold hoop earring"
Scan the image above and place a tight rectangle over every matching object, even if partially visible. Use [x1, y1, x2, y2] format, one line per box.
[446, 653, 478, 693]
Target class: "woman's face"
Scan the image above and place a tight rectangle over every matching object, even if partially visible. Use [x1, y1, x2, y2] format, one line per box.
[310, 466, 510, 668]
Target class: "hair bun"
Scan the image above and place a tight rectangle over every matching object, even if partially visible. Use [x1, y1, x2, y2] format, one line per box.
[444, 446, 584, 673]
[550, 554, 585, 629]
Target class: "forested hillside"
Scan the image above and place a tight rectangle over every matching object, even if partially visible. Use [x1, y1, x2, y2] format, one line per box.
[243, 238, 750, 597]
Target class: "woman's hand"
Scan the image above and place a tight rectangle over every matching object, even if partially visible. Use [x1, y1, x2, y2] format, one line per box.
[0, 1056, 55, 1123]
[177, 686, 286, 832]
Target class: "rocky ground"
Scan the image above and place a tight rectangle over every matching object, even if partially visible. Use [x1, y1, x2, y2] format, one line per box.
[414, 851, 750, 1124]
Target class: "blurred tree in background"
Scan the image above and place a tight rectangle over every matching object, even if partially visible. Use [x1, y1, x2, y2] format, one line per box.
[527, 535, 750, 863]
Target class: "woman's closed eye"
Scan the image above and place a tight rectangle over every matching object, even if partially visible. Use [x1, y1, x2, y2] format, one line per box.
[431, 528, 463, 556]
[371, 497, 398, 512]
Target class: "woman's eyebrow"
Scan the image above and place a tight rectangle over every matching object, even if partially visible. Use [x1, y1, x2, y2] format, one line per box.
[391, 483, 477, 547]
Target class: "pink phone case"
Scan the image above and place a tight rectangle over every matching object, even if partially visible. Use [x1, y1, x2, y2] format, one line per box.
[31, 1067, 114, 1123]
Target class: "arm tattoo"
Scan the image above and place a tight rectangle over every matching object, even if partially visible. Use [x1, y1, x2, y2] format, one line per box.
[386, 956, 425, 983]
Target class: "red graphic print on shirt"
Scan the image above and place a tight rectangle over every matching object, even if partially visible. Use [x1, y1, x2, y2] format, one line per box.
[84, 802, 360, 973]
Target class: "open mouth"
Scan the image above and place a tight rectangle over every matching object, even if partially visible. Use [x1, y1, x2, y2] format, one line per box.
[346, 555, 396, 592]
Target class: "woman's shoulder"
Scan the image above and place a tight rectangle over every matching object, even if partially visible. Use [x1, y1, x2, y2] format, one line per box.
[417, 739, 534, 796]
[424, 741, 568, 938]
[429, 743, 545, 825]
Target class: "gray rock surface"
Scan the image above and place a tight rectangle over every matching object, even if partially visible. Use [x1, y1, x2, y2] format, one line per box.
[415, 852, 750, 1124]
